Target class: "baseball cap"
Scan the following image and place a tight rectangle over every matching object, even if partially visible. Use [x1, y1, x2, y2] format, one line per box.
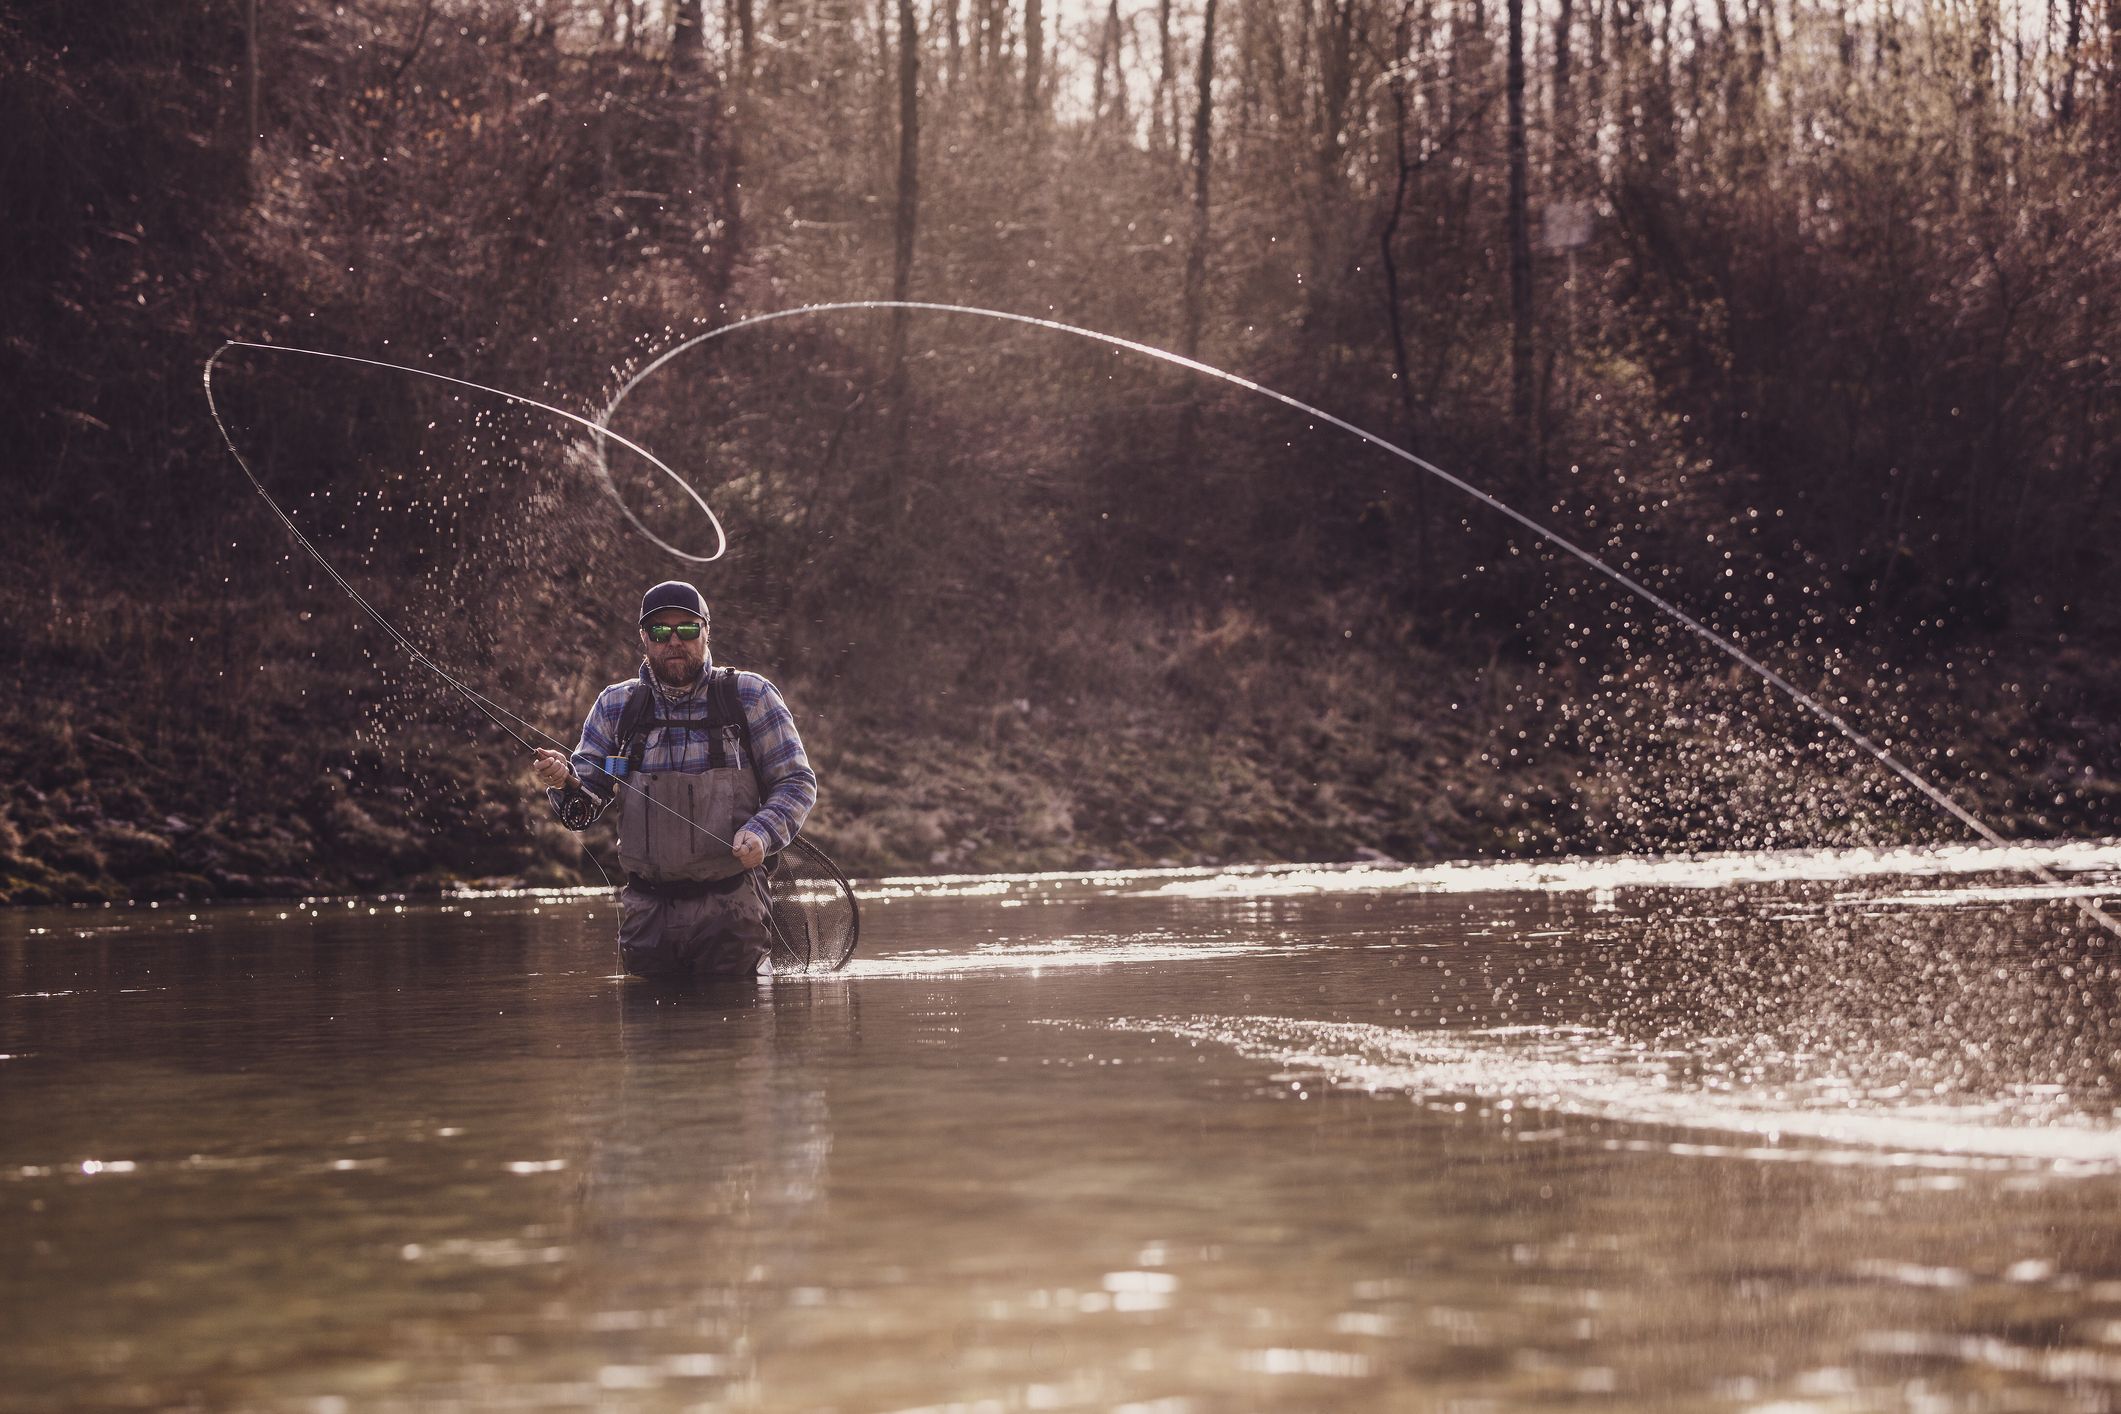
[639, 580, 710, 624]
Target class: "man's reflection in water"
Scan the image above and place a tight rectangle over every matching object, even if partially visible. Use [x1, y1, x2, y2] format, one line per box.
[566, 979, 855, 1390]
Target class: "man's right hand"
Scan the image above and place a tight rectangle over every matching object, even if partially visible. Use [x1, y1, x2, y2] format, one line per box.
[531, 748, 577, 791]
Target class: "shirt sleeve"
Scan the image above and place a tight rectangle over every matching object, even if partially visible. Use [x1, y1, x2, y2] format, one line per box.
[739, 674, 817, 851]
[548, 686, 626, 831]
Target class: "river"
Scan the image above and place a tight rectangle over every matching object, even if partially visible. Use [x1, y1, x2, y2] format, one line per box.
[6, 843, 2121, 1411]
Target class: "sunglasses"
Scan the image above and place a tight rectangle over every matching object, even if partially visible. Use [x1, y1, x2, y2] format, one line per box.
[643, 623, 704, 644]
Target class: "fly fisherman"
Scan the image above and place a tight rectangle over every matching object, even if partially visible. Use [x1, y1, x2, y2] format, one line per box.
[530, 581, 817, 983]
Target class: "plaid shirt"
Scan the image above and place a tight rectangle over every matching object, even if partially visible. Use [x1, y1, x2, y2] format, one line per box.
[548, 659, 817, 850]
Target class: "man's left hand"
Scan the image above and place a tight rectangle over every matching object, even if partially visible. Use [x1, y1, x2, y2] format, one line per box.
[731, 827, 768, 870]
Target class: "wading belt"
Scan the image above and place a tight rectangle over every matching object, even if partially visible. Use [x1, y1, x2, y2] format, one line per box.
[623, 871, 752, 899]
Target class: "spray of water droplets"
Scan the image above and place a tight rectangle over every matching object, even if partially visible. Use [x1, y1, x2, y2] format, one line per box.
[204, 301, 2118, 941]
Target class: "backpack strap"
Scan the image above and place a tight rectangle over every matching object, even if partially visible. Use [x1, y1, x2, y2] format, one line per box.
[616, 680, 658, 776]
[709, 667, 756, 770]
[617, 669, 757, 776]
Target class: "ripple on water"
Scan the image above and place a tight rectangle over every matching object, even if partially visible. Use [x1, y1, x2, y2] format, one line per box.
[841, 934, 1320, 979]
[1143, 839, 2121, 901]
[1088, 1016, 2121, 1172]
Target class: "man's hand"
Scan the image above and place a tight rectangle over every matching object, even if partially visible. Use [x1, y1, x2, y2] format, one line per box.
[731, 826, 768, 870]
[531, 748, 577, 791]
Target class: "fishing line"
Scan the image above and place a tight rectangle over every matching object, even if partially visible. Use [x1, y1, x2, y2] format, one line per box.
[204, 308, 2117, 942]
[200, 343, 738, 868]
[603, 301, 2121, 942]
[215, 341, 730, 560]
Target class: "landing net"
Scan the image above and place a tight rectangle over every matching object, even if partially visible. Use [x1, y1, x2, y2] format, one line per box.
[765, 837, 860, 972]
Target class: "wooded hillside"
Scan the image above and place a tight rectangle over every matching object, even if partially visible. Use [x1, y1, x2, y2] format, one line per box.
[3, 0, 2118, 902]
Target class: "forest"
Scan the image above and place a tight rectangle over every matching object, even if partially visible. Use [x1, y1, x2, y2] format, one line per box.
[2, 0, 2119, 902]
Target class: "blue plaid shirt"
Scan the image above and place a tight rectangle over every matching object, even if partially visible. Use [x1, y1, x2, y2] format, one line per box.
[548, 659, 817, 849]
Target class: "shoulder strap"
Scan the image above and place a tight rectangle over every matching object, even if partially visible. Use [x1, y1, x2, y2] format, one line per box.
[616, 681, 658, 774]
[712, 668, 758, 772]
[618, 670, 758, 777]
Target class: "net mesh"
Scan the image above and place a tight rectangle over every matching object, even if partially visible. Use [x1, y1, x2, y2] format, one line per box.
[764, 837, 861, 972]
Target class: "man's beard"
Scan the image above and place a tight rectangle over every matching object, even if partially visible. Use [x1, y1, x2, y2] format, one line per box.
[652, 655, 704, 687]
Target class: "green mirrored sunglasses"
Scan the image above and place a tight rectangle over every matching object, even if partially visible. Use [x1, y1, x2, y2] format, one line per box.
[644, 622, 704, 644]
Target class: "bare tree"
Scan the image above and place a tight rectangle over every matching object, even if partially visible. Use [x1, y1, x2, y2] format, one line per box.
[1553, 0, 1575, 162]
[1183, 0, 1220, 357]
[1308, 0, 1365, 314]
[1506, 0, 1534, 478]
[734, 0, 757, 82]
[1154, 0, 1176, 148]
[2105, 0, 2119, 136]
[985, 0, 1007, 84]
[1092, 0, 1125, 126]
[1026, 0, 1045, 114]
[673, 0, 706, 65]
[892, 0, 921, 364]
[1379, 3, 1429, 607]
[242, 0, 261, 193]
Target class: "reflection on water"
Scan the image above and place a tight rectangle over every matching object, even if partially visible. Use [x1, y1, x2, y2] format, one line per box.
[3, 842, 2121, 1410]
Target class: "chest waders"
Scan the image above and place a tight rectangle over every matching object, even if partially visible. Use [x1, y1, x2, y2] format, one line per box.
[609, 668, 760, 888]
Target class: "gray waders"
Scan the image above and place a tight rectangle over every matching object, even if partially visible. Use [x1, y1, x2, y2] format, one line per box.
[611, 673, 773, 982]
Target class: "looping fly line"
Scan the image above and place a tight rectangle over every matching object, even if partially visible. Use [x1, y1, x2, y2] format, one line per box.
[200, 343, 735, 862]
[206, 303, 2120, 942]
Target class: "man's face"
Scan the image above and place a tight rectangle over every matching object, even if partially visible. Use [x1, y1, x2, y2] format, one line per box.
[641, 609, 707, 688]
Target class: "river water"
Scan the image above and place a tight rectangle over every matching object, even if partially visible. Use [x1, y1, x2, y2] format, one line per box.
[6, 844, 2121, 1412]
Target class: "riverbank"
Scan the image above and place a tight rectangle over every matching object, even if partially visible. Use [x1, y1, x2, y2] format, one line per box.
[4, 604, 2115, 906]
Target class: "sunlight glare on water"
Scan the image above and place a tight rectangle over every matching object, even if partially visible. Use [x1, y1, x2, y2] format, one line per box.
[1090, 1016, 2121, 1171]
[4, 840, 2121, 1410]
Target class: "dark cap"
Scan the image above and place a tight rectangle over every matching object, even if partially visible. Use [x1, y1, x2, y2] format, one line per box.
[639, 580, 710, 625]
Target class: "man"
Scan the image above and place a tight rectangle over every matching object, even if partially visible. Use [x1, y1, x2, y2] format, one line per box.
[531, 581, 817, 983]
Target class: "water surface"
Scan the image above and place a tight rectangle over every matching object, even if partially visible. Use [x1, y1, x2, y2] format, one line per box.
[6, 844, 2121, 1411]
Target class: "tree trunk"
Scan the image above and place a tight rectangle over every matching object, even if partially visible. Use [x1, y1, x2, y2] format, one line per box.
[1381, 25, 1430, 616]
[1308, 0, 1359, 317]
[1110, 0, 1133, 128]
[1092, 0, 1117, 123]
[1552, 0, 1574, 165]
[242, 0, 261, 194]
[736, 0, 757, 83]
[946, 0, 963, 88]
[888, 0, 921, 476]
[1154, 0, 1176, 149]
[2105, 0, 2119, 138]
[892, 0, 921, 341]
[1183, 0, 1219, 358]
[1968, 0, 1999, 194]
[1506, 0, 1535, 479]
[1025, 0, 1045, 115]
[877, 0, 895, 162]
[673, 0, 706, 66]
[2056, 0, 2079, 128]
